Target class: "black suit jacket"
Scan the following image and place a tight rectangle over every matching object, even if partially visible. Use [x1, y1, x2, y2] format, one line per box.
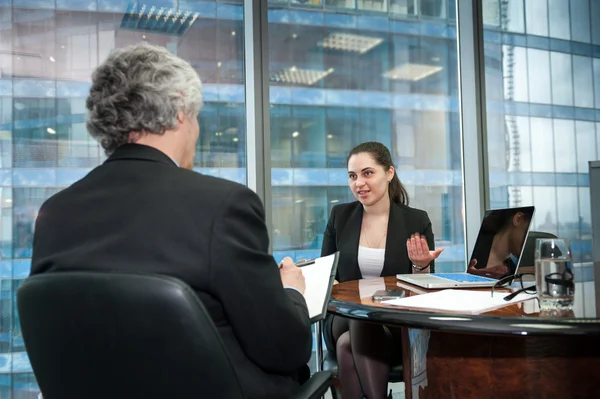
[320, 201, 435, 281]
[30, 144, 312, 399]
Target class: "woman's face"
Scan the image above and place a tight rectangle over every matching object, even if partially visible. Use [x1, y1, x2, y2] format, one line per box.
[347, 152, 393, 206]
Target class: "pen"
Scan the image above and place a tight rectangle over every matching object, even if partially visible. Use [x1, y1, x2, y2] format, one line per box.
[278, 258, 316, 268]
[295, 259, 316, 267]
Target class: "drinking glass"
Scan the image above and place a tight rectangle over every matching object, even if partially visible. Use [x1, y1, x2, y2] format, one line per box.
[535, 238, 574, 310]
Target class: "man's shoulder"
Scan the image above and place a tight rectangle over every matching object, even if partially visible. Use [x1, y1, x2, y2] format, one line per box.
[175, 168, 255, 198]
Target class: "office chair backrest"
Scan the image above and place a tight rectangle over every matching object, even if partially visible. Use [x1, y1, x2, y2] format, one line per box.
[520, 231, 558, 267]
[17, 272, 245, 399]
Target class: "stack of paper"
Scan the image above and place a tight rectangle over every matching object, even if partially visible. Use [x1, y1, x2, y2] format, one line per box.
[383, 289, 535, 314]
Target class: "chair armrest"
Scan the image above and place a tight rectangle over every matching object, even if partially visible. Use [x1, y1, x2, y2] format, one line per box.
[288, 371, 333, 399]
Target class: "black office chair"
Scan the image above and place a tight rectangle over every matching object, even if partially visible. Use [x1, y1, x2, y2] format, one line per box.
[317, 321, 403, 399]
[17, 272, 332, 399]
[520, 231, 558, 268]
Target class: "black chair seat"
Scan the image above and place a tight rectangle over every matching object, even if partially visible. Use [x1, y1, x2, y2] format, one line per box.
[17, 272, 332, 399]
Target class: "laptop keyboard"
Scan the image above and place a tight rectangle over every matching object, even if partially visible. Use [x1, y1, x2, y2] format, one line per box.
[431, 273, 495, 283]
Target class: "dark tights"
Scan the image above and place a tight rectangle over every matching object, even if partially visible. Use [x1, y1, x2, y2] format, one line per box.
[332, 317, 400, 399]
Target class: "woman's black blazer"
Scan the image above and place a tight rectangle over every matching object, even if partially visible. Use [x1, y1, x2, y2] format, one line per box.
[321, 200, 436, 282]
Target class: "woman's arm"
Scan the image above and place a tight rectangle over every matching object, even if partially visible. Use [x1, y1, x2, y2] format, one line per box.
[407, 211, 442, 274]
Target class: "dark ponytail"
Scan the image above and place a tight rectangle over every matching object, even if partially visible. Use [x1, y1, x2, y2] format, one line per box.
[347, 142, 409, 206]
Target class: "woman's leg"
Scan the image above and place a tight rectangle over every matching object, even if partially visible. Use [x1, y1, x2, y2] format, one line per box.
[336, 331, 363, 399]
[332, 317, 363, 399]
[349, 320, 392, 399]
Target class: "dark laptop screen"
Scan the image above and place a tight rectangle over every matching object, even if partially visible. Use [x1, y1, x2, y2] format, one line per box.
[467, 206, 535, 279]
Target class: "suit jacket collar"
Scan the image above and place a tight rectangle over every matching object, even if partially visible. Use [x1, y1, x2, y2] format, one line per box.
[104, 144, 178, 167]
[338, 201, 410, 280]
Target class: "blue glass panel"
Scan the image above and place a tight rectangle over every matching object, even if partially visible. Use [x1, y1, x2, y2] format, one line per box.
[18, 0, 54, 8]
[288, 10, 323, 25]
[571, 41, 593, 57]
[12, 169, 56, 186]
[56, 0, 97, 10]
[0, 170, 11, 187]
[389, 20, 420, 35]
[0, 261, 10, 279]
[526, 35, 550, 50]
[324, 12, 356, 28]
[552, 106, 575, 119]
[56, 81, 92, 98]
[11, 352, 32, 373]
[549, 38, 571, 53]
[12, 79, 55, 98]
[217, 3, 243, 20]
[179, 1, 216, 17]
[0, 80, 11, 96]
[357, 15, 389, 31]
[56, 169, 92, 186]
[12, 260, 30, 279]
[98, 0, 129, 12]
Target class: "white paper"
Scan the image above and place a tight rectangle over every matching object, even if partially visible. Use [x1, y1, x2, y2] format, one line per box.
[383, 289, 536, 314]
[358, 278, 386, 299]
[300, 253, 337, 320]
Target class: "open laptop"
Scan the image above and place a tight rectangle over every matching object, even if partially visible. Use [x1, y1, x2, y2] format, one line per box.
[397, 206, 535, 289]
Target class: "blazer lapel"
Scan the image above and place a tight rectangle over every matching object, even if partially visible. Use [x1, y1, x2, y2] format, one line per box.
[381, 203, 411, 276]
[338, 204, 363, 281]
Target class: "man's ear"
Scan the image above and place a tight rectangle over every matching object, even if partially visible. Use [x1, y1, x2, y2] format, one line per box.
[176, 110, 186, 125]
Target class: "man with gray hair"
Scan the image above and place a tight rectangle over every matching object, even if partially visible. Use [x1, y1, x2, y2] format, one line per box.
[29, 43, 312, 399]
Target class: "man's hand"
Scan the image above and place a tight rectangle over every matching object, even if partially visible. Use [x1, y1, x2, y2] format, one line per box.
[279, 257, 306, 294]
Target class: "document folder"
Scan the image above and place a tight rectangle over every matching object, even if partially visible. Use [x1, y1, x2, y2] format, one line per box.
[300, 252, 339, 323]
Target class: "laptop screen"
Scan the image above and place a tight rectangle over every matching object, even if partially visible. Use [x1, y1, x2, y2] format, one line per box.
[467, 206, 535, 279]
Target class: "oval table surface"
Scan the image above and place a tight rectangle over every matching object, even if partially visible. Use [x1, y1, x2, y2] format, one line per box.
[328, 276, 600, 335]
[327, 276, 600, 398]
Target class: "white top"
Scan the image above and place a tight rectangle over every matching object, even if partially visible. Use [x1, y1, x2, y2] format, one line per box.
[358, 246, 385, 279]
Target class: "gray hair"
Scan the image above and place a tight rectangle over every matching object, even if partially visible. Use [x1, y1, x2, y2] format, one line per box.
[86, 42, 203, 155]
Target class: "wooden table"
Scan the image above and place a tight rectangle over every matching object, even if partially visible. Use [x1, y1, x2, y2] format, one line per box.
[328, 277, 600, 399]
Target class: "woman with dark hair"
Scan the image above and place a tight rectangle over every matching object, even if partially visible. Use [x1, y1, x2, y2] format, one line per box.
[321, 142, 443, 399]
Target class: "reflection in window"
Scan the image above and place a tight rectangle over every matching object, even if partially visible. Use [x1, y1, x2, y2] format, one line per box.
[0, 280, 11, 353]
[507, 116, 532, 173]
[533, 186, 558, 236]
[482, 0, 500, 27]
[550, 52, 573, 106]
[390, 0, 417, 16]
[268, 1, 464, 272]
[556, 187, 579, 239]
[592, 0, 600, 45]
[548, 0, 570, 40]
[570, 0, 591, 43]
[573, 56, 594, 108]
[325, 0, 355, 8]
[553, 119, 576, 173]
[358, 0, 387, 11]
[501, 0, 525, 33]
[578, 187, 592, 241]
[575, 121, 596, 174]
[527, 49, 550, 104]
[525, 0, 548, 37]
[530, 117, 554, 173]
[1, 3, 246, 396]
[420, 0, 446, 19]
[594, 59, 600, 109]
[504, 46, 529, 103]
